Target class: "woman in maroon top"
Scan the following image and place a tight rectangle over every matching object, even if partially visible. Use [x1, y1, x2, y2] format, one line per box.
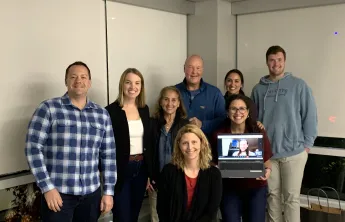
[211, 94, 273, 222]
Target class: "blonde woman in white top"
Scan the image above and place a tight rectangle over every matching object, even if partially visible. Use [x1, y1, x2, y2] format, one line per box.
[105, 68, 151, 222]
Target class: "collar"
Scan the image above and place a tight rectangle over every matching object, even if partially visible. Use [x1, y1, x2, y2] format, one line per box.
[158, 110, 182, 125]
[61, 92, 97, 109]
[181, 78, 206, 92]
[219, 119, 249, 134]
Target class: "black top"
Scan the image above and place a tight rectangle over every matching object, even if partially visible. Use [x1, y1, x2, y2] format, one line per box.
[105, 100, 151, 192]
[150, 112, 189, 183]
[157, 163, 222, 222]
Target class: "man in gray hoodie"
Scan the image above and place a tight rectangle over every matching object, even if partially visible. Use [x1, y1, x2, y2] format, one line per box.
[251, 45, 317, 222]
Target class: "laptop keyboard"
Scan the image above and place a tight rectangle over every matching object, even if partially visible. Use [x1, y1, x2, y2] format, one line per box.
[219, 162, 263, 170]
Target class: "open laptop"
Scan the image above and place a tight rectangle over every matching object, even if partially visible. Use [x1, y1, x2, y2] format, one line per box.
[217, 133, 265, 178]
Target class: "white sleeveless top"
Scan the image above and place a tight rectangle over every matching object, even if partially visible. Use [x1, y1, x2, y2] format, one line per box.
[128, 119, 144, 155]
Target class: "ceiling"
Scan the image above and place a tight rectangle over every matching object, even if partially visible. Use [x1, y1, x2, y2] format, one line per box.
[188, 0, 248, 2]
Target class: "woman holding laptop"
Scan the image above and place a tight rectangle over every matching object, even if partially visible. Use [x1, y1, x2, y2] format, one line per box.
[211, 94, 272, 222]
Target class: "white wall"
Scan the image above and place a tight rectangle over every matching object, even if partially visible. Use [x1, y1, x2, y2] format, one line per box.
[237, 3, 345, 138]
[106, 2, 187, 109]
[0, 0, 187, 212]
[0, 0, 107, 177]
[217, 0, 236, 91]
[187, 0, 236, 90]
[0, 0, 187, 180]
[187, 0, 218, 86]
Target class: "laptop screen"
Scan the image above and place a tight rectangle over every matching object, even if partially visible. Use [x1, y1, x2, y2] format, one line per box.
[217, 133, 264, 160]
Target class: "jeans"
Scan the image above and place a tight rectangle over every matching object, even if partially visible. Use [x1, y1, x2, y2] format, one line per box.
[221, 185, 268, 222]
[112, 160, 148, 222]
[41, 187, 101, 222]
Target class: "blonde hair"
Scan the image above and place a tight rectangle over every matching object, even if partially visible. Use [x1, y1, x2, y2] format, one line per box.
[171, 124, 212, 170]
[153, 86, 187, 119]
[116, 68, 146, 108]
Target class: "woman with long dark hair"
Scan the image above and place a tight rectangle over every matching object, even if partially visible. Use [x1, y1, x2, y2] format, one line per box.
[211, 94, 272, 222]
[224, 69, 257, 121]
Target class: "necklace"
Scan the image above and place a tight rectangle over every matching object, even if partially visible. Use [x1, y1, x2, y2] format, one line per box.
[165, 120, 173, 130]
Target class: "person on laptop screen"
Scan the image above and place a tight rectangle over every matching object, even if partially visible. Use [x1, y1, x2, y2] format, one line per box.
[210, 94, 273, 222]
[231, 139, 256, 157]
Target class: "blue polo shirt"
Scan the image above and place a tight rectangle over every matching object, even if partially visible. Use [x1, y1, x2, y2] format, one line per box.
[176, 78, 226, 135]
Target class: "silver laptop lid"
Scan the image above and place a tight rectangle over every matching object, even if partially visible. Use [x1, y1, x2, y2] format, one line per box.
[217, 133, 264, 161]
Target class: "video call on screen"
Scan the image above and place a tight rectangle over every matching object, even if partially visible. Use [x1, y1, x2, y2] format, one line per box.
[217, 135, 263, 160]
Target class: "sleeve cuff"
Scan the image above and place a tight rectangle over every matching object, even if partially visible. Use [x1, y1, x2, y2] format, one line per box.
[38, 179, 55, 193]
[103, 184, 115, 196]
[304, 143, 313, 149]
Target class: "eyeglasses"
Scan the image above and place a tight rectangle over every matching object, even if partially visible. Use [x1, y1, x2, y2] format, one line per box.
[229, 107, 248, 114]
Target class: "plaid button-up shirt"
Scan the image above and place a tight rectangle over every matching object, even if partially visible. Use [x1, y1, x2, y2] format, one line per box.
[25, 93, 116, 196]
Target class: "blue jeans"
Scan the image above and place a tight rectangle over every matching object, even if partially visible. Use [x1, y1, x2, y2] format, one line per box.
[221, 186, 267, 222]
[41, 187, 101, 222]
[112, 160, 148, 222]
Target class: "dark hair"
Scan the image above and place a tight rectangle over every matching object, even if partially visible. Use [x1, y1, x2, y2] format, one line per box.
[266, 45, 286, 62]
[224, 69, 245, 96]
[65, 61, 91, 84]
[225, 94, 260, 133]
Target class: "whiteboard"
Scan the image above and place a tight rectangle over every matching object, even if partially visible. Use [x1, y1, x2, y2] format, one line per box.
[0, 0, 107, 176]
[237, 4, 345, 138]
[106, 2, 187, 109]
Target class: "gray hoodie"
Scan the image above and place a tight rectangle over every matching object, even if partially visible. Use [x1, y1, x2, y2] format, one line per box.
[251, 72, 317, 159]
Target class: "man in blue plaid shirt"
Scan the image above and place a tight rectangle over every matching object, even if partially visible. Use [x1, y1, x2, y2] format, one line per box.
[25, 61, 116, 222]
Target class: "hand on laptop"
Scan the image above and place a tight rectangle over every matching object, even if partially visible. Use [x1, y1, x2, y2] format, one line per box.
[256, 167, 271, 181]
[256, 121, 265, 130]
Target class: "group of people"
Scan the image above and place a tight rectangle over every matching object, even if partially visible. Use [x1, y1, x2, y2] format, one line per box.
[25, 45, 317, 222]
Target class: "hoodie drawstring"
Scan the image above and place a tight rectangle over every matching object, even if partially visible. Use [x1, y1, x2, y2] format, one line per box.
[260, 72, 290, 111]
[275, 80, 281, 102]
[263, 80, 281, 110]
[263, 83, 271, 111]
